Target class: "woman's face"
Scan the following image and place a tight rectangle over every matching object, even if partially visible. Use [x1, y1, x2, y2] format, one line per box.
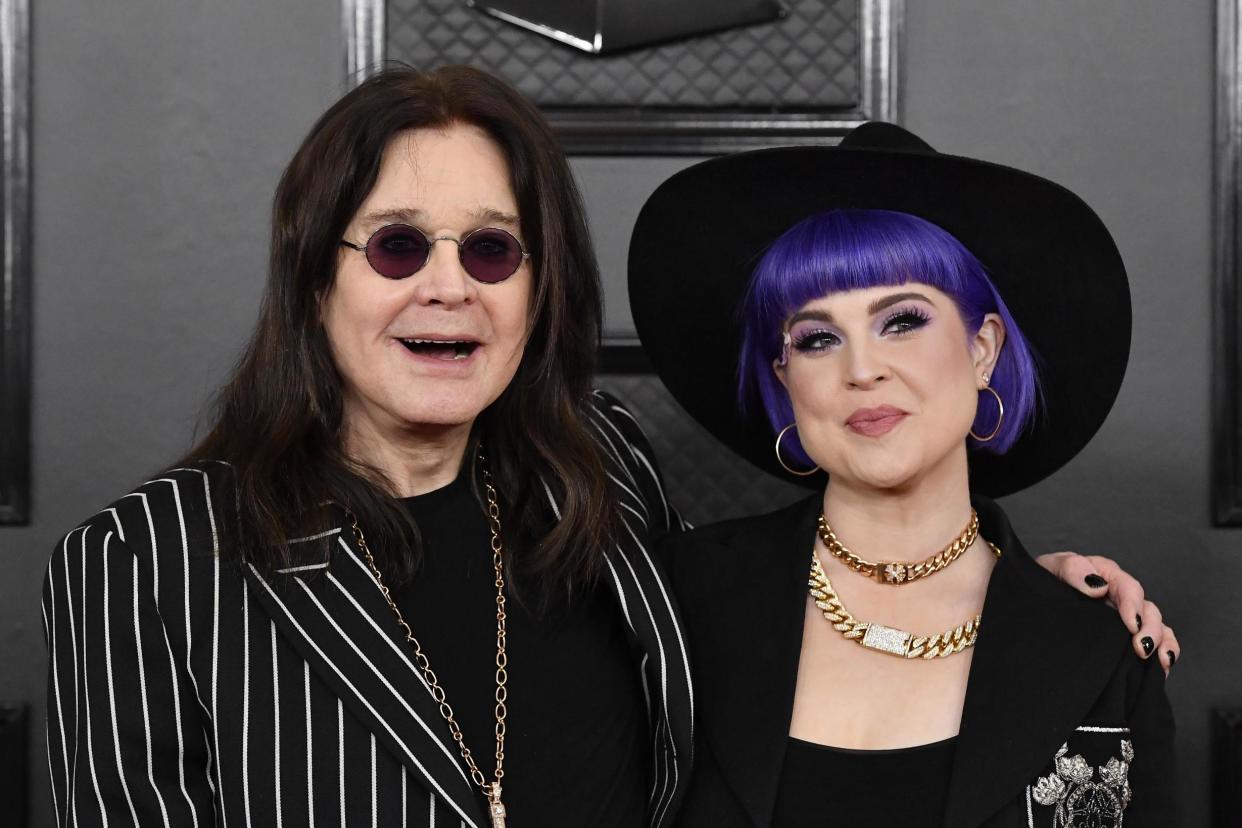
[322, 123, 532, 439]
[775, 284, 1003, 492]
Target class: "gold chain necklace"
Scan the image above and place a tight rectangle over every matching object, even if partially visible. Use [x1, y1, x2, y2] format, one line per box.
[817, 510, 979, 585]
[349, 450, 510, 828]
[807, 544, 1000, 659]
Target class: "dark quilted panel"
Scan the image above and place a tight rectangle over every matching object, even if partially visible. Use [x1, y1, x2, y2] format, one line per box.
[596, 375, 806, 527]
[387, 0, 858, 109]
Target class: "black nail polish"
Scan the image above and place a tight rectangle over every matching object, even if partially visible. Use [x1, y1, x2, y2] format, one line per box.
[1085, 574, 1108, 589]
[1167, 650, 1176, 667]
[1135, 614, 1143, 630]
[1141, 636, 1154, 656]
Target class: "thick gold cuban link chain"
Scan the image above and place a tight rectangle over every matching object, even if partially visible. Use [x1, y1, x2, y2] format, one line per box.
[808, 545, 1000, 660]
[349, 449, 510, 827]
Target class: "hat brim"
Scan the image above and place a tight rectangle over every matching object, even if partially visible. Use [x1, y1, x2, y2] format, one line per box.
[628, 144, 1130, 497]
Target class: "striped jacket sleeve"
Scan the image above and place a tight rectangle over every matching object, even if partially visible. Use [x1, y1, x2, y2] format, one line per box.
[43, 516, 216, 828]
[589, 390, 695, 827]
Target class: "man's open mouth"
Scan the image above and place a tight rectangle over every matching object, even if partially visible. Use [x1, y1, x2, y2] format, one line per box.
[398, 338, 479, 360]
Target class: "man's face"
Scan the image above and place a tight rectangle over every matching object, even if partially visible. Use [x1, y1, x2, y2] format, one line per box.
[322, 123, 532, 443]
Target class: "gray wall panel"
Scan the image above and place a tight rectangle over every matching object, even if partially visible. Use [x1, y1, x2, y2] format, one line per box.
[903, 4, 1222, 826]
[0, 2, 342, 826]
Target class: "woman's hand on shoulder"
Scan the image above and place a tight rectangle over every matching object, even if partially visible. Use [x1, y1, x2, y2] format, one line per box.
[1036, 551, 1180, 676]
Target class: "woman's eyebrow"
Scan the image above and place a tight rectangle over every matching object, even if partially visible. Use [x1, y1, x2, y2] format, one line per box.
[867, 291, 933, 314]
[786, 309, 833, 327]
[785, 292, 933, 328]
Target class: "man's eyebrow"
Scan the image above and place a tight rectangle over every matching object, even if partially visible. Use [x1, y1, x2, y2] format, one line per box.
[358, 206, 521, 229]
[867, 291, 933, 314]
[359, 207, 423, 226]
[470, 207, 521, 228]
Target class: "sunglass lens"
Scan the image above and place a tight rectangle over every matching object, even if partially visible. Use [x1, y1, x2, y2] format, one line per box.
[461, 228, 524, 283]
[367, 225, 429, 279]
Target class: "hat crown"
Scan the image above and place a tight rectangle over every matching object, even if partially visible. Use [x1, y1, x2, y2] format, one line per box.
[840, 121, 937, 153]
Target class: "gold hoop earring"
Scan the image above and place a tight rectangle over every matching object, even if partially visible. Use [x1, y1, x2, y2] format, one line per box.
[969, 385, 1005, 443]
[775, 423, 820, 476]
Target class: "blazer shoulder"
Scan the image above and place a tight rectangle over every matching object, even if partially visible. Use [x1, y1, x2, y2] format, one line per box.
[668, 495, 816, 547]
[587, 388, 653, 467]
[55, 461, 233, 564]
[1013, 543, 1131, 640]
[587, 388, 684, 535]
[978, 496, 1129, 642]
[659, 495, 819, 589]
[586, 389, 648, 470]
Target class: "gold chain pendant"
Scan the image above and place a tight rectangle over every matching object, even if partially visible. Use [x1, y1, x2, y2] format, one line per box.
[488, 783, 507, 828]
[807, 546, 999, 659]
[349, 448, 510, 821]
[817, 509, 979, 584]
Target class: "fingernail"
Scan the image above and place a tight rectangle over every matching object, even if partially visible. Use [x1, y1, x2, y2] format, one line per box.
[1085, 574, 1108, 589]
[1135, 614, 1142, 630]
[1141, 636, 1154, 656]
[1167, 650, 1176, 667]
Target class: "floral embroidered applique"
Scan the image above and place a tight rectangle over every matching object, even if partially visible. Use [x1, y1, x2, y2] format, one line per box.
[1031, 739, 1133, 827]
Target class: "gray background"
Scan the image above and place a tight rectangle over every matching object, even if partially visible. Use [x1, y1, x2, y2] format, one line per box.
[0, 1, 1232, 825]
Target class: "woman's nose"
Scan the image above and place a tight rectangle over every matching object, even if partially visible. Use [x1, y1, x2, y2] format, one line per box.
[843, 341, 889, 388]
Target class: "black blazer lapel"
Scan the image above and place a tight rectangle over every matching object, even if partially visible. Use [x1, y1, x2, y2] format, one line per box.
[944, 498, 1130, 828]
[243, 517, 488, 828]
[685, 496, 820, 827]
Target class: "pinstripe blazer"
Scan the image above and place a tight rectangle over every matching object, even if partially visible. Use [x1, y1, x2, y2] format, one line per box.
[42, 391, 694, 828]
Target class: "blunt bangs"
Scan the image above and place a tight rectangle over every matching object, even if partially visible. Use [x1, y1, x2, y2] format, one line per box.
[738, 209, 1041, 464]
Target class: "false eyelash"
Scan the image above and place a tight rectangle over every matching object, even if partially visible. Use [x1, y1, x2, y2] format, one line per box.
[790, 328, 839, 352]
[881, 306, 932, 333]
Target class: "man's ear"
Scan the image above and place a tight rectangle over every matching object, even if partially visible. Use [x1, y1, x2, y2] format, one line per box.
[972, 313, 1006, 383]
[315, 280, 333, 323]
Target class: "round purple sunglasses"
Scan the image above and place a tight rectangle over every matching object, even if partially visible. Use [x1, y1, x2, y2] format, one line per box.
[340, 224, 530, 284]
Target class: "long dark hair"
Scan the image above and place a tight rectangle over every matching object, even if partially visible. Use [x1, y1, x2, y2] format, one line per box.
[181, 65, 617, 596]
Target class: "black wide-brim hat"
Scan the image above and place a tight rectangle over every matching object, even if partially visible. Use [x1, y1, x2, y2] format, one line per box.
[628, 122, 1131, 497]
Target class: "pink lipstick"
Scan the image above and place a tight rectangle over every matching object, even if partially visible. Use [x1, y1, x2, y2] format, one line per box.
[845, 405, 908, 437]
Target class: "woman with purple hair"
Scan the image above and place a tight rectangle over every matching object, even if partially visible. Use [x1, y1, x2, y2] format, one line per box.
[629, 123, 1177, 826]
[42, 61, 1171, 825]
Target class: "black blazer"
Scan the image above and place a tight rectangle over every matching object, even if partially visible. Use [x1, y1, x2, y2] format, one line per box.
[42, 391, 694, 828]
[662, 494, 1177, 827]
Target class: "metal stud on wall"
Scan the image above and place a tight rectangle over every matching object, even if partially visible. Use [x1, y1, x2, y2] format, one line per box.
[0, 0, 31, 525]
[0, 704, 28, 826]
[1215, 0, 1242, 526]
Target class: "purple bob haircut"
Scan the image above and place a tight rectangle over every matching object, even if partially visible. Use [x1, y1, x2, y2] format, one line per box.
[738, 209, 1041, 467]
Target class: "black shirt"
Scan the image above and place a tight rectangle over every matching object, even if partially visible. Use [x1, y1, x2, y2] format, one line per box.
[394, 468, 649, 826]
[773, 736, 957, 827]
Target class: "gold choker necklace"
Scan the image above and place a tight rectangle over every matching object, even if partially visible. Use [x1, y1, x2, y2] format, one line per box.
[808, 545, 1000, 659]
[816, 510, 979, 585]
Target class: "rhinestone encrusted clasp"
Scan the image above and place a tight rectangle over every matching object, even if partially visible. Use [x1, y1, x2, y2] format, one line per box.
[860, 623, 912, 656]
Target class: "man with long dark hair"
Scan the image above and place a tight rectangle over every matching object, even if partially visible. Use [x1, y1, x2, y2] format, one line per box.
[41, 66, 1173, 827]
